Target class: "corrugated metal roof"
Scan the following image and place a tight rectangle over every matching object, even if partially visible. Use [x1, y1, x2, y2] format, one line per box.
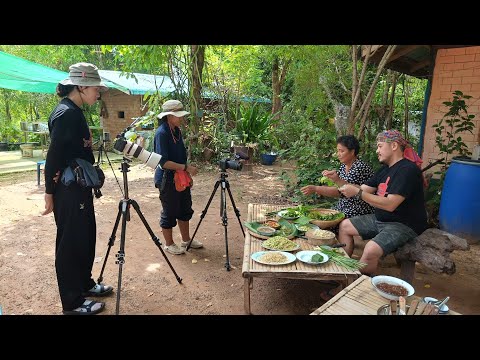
[98, 70, 271, 103]
[98, 70, 177, 96]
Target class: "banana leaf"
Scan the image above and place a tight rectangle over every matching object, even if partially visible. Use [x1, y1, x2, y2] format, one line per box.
[244, 218, 298, 237]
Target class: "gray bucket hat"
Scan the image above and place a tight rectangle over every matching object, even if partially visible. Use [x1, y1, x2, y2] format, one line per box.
[157, 99, 190, 119]
[60, 62, 108, 92]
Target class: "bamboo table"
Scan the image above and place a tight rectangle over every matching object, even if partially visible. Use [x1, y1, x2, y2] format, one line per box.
[310, 275, 460, 315]
[241, 203, 361, 315]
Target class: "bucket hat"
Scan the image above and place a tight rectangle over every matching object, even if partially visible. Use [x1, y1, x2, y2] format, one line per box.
[157, 99, 190, 119]
[60, 62, 108, 92]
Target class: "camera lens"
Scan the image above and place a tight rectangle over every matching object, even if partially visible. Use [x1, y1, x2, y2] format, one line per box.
[219, 158, 242, 172]
[114, 137, 163, 171]
[226, 160, 242, 171]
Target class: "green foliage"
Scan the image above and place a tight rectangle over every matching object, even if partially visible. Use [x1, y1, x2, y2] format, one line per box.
[427, 90, 476, 227]
[319, 176, 336, 187]
[433, 90, 475, 165]
[274, 103, 339, 203]
[290, 46, 352, 113]
[234, 104, 274, 145]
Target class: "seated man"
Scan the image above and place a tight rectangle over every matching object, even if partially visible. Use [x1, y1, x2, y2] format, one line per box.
[337, 129, 428, 276]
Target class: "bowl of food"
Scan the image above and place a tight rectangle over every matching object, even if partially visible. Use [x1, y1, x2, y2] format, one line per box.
[256, 226, 276, 236]
[308, 208, 345, 229]
[295, 223, 320, 233]
[423, 296, 449, 314]
[371, 275, 415, 301]
[304, 228, 336, 246]
[264, 219, 281, 230]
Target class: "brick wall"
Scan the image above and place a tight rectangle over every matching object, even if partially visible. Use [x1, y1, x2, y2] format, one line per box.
[423, 46, 480, 174]
[100, 89, 148, 138]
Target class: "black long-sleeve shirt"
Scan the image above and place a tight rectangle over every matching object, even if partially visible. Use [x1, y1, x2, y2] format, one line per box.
[44, 98, 94, 194]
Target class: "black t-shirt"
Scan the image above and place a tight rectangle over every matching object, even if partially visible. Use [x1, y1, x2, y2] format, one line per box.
[44, 98, 94, 194]
[366, 158, 428, 234]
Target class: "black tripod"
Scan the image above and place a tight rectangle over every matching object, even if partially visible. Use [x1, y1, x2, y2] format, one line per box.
[94, 132, 111, 166]
[94, 136, 123, 199]
[186, 171, 244, 271]
[96, 157, 182, 314]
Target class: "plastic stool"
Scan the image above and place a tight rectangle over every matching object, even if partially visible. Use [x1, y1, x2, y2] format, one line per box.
[37, 160, 46, 186]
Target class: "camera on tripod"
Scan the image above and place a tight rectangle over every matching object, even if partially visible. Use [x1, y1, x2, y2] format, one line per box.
[113, 136, 163, 170]
[219, 158, 242, 172]
[218, 147, 250, 172]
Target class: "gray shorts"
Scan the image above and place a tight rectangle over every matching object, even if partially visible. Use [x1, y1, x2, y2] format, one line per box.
[349, 214, 418, 255]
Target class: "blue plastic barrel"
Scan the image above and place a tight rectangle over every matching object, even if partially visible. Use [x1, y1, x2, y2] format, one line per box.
[439, 157, 480, 243]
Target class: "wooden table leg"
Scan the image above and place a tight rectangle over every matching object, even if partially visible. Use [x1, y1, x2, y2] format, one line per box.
[244, 277, 253, 315]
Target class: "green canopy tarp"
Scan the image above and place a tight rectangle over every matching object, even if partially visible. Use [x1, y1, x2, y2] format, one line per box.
[0, 51, 127, 94]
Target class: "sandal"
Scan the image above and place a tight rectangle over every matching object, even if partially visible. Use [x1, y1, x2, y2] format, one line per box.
[63, 300, 105, 315]
[83, 283, 114, 297]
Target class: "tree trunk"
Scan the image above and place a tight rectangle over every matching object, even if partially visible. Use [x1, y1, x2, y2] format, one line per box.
[354, 45, 398, 138]
[319, 75, 350, 135]
[2, 89, 12, 123]
[334, 104, 350, 136]
[189, 45, 205, 154]
[386, 72, 399, 129]
[402, 75, 410, 139]
[394, 228, 470, 275]
[349, 45, 372, 129]
[271, 56, 290, 120]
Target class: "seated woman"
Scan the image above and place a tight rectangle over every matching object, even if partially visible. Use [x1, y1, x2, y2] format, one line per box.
[301, 135, 374, 219]
[300, 135, 375, 300]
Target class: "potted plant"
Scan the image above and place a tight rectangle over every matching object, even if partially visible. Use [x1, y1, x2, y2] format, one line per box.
[233, 104, 274, 162]
[259, 136, 278, 165]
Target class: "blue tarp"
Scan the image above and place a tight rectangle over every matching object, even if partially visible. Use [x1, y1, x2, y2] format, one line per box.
[0, 51, 127, 94]
[0, 51, 271, 103]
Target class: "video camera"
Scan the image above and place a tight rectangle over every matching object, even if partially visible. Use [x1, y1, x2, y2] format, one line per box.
[219, 158, 242, 172]
[113, 136, 163, 170]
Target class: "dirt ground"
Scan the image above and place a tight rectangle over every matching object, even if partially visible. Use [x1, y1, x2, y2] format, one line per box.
[0, 160, 479, 315]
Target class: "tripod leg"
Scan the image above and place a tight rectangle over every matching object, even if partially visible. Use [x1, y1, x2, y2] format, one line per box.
[225, 181, 245, 237]
[220, 186, 231, 271]
[115, 199, 130, 315]
[130, 200, 182, 284]
[186, 180, 221, 251]
[97, 200, 123, 285]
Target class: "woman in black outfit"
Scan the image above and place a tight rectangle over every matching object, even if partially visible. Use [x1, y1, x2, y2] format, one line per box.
[42, 63, 113, 315]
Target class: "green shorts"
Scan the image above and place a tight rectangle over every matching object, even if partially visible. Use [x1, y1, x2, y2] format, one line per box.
[349, 214, 418, 255]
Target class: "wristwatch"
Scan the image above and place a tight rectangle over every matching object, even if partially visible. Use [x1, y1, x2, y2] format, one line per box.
[356, 188, 363, 200]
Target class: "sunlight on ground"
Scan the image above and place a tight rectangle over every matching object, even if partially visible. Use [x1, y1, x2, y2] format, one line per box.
[146, 263, 161, 272]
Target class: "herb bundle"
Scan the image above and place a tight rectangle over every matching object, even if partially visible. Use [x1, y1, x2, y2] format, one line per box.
[314, 245, 366, 272]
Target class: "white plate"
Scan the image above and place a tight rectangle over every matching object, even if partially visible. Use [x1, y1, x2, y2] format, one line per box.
[261, 241, 300, 252]
[295, 223, 320, 233]
[296, 250, 329, 265]
[371, 275, 415, 301]
[251, 251, 296, 265]
[423, 296, 449, 313]
[278, 209, 300, 220]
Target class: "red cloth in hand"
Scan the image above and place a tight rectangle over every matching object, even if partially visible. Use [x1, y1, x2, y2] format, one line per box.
[174, 170, 193, 192]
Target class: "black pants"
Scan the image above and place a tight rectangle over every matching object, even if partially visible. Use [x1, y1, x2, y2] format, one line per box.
[53, 182, 97, 311]
[157, 176, 194, 228]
